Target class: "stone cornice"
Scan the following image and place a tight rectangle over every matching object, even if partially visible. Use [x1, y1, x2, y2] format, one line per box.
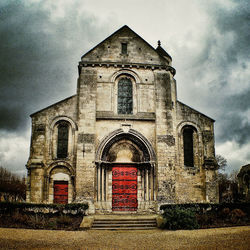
[95, 161, 155, 165]
[78, 61, 176, 76]
[96, 111, 155, 121]
[26, 161, 44, 169]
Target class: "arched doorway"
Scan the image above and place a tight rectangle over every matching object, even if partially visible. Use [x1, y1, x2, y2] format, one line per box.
[95, 129, 156, 212]
[45, 164, 75, 204]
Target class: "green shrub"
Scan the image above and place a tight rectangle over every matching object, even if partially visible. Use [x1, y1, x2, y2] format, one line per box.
[162, 206, 199, 230]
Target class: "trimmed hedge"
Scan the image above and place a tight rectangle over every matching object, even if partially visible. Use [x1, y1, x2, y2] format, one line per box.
[160, 203, 250, 229]
[0, 202, 89, 215]
[0, 202, 88, 230]
[160, 203, 250, 214]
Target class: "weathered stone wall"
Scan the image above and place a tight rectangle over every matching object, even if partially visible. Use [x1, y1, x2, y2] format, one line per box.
[26, 25, 219, 209]
[26, 95, 78, 203]
[175, 101, 218, 203]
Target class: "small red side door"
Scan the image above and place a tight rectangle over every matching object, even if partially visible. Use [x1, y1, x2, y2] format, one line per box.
[112, 165, 137, 211]
[54, 181, 68, 204]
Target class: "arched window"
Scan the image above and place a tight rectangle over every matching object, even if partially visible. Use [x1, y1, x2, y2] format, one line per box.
[183, 126, 195, 167]
[57, 122, 69, 158]
[118, 77, 133, 114]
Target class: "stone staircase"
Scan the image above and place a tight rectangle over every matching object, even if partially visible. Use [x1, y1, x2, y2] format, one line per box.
[81, 214, 158, 230]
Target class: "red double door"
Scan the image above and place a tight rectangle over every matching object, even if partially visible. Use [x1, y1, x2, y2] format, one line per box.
[112, 165, 138, 211]
[54, 181, 68, 204]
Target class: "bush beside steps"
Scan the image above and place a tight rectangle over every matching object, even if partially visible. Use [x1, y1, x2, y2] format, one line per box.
[159, 207, 199, 230]
[159, 203, 250, 230]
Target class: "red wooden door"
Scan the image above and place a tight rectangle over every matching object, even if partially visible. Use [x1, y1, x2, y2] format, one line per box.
[112, 165, 137, 211]
[54, 181, 68, 204]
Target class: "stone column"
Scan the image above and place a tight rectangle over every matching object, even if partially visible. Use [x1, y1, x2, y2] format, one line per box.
[101, 166, 105, 201]
[150, 166, 154, 200]
[146, 169, 149, 201]
[97, 165, 101, 201]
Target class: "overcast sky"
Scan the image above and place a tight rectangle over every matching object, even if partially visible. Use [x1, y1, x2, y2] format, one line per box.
[0, 0, 249, 176]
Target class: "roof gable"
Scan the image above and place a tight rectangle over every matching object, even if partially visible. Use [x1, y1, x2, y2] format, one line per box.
[30, 95, 77, 117]
[177, 101, 215, 122]
[81, 25, 171, 66]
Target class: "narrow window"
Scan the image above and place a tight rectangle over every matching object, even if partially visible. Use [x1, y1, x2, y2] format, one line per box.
[57, 122, 69, 158]
[118, 77, 133, 114]
[183, 127, 194, 167]
[121, 43, 127, 54]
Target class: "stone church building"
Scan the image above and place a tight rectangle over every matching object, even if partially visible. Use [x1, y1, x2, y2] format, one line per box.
[26, 25, 218, 213]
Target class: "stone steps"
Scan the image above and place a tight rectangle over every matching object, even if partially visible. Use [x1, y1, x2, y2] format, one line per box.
[92, 227, 156, 230]
[91, 217, 157, 230]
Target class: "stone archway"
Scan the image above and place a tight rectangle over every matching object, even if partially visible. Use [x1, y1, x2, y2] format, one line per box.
[96, 128, 155, 163]
[95, 129, 156, 212]
[44, 162, 75, 204]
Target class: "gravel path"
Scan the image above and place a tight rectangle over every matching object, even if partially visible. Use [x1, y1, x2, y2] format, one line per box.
[0, 226, 249, 249]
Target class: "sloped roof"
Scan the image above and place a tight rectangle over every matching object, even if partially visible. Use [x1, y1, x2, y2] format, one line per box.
[30, 95, 76, 117]
[177, 101, 215, 122]
[81, 25, 171, 62]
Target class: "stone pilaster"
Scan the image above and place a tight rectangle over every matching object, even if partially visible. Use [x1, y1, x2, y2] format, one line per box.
[28, 165, 44, 203]
[204, 158, 219, 203]
[75, 67, 97, 212]
[154, 70, 176, 204]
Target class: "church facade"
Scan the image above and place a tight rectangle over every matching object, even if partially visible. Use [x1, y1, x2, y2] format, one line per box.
[26, 26, 218, 213]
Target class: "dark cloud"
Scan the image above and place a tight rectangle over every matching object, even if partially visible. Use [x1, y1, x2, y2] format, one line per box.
[192, 1, 250, 79]
[215, 0, 250, 60]
[215, 89, 250, 145]
[0, 1, 109, 132]
[224, 89, 250, 111]
[217, 112, 250, 145]
[178, 0, 250, 148]
[0, 106, 23, 130]
[211, 1, 250, 146]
